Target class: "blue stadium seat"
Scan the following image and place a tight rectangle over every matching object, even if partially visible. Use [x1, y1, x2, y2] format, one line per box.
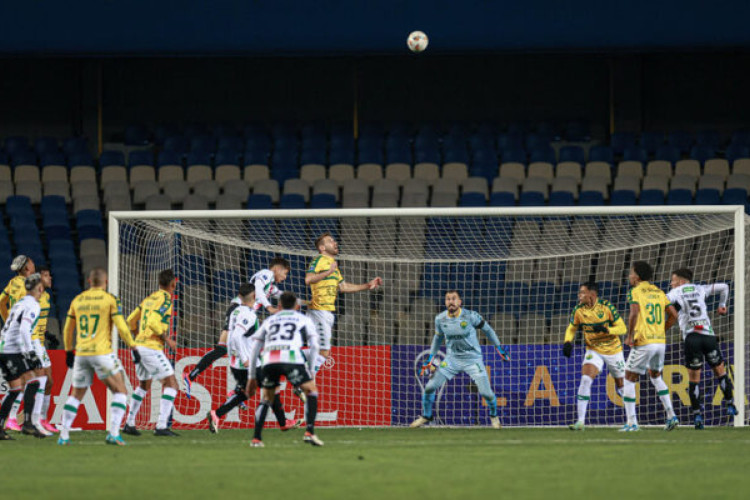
[695, 188, 721, 205]
[565, 121, 590, 141]
[190, 135, 216, 153]
[525, 133, 548, 152]
[623, 147, 648, 163]
[35, 137, 59, 156]
[639, 132, 663, 154]
[300, 149, 327, 166]
[357, 139, 384, 165]
[519, 191, 545, 206]
[556, 282, 580, 313]
[731, 130, 750, 147]
[329, 145, 356, 165]
[668, 131, 693, 154]
[695, 130, 721, 149]
[489, 192, 515, 206]
[184, 123, 209, 138]
[279, 193, 306, 209]
[271, 152, 298, 183]
[725, 144, 750, 164]
[5, 196, 33, 220]
[124, 125, 150, 146]
[244, 147, 270, 166]
[558, 146, 585, 164]
[497, 132, 524, 152]
[247, 194, 273, 209]
[244, 134, 272, 153]
[690, 145, 715, 165]
[549, 191, 574, 206]
[163, 136, 189, 156]
[667, 189, 693, 205]
[76, 210, 105, 240]
[157, 150, 182, 167]
[187, 151, 212, 167]
[129, 150, 154, 167]
[611, 132, 636, 155]
[501, 148, 527, 164]
[277, 219, 308, 248]
[588, 145, 614, 164]
[610, 190, 637, 206]
[41, 195, 67, 217]
[63, 138, 88, 156]
[414, 145, 440, 165]
[639, 189, 665, 205]
[529, 147, 555, 164]
[12, 150, 37, 167]
[154, 124, 180, 145]
[459, 192, 486, 207]
[217, 136, 243, 153]
[5, 136, 29, 155]
[215, 149, 241, 166]
[654, 145, 681, 165]
[100, 151, 126, 168]
[722, 187, 748, 206]
[69, 152, 94, 167]
[578, 191, 604, 206]
[40, 152, 66, 167]
[470, 149, 499, 182]
[310, 193, 337, 209]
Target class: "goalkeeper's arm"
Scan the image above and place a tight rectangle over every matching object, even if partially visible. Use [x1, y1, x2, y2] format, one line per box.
[476, 318, 509, 361]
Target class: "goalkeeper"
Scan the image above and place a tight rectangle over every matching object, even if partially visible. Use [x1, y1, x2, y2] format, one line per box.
[562, 282, 627, 431]
[410, 290, 509, 429]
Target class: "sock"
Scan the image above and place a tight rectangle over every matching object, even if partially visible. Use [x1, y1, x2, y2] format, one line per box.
[42, 394, 51, 420]
[650, 377, 675, 419]
[60, 397, 81, 440]
[11, 392, 22, 420]
[126, 387, 148, 426]
[272, 393, 287, 426]
[253, 400, 271, 440]
[22, 381, 40, 427]
[688, 382, 702, 413]
[576, 375, 593, 424]
[189, 344, 227, 380]
[32, 377, 47, 426]
[616, 386, 624, 398]
[623, 379, 637, 425]
[305, 393, 318, 434]
[110, 393, 128, 437]
[422, 391, 436, 419]
[313, 354, 327, 373]
[156, 388, 178, 430]
[718, 375, 734, 403]
[484, 394, 498, 418]
[215, 390, 248, 418]
[0, 390, 21, 429]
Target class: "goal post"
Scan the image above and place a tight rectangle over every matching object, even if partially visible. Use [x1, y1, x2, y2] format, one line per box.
[108, 206, 748, 429]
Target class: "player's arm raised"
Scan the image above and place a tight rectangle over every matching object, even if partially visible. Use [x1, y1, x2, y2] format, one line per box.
[305, 261, 338, 285]
[255, 276, 278, 314]
[708, 283, 730, 315]
[339, 276, 383, 293]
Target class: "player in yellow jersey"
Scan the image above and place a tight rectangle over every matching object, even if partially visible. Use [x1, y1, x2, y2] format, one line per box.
[305, 232, 382, 372]
[58, 268, 137, 446]
[1, 254, 36, 432]
[0, 254, 35, 323]
[123, 269, 180, 437]
[621, 261, 678, 432]
[562, 282, 627, 430]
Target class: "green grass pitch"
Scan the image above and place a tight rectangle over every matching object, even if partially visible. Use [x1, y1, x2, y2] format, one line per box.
[3, 427, 749, 499]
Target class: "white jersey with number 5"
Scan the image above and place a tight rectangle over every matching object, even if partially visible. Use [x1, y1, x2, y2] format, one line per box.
[666, 283, 729, 339]
[250, 310, 318, 367]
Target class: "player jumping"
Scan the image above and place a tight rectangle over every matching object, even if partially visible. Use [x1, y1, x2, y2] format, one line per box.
[563, 281, 627, 430]
[410, 290, 510, 429]
[667, 268, 737, 429]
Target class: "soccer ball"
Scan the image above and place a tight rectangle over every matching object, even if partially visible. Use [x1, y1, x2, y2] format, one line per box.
[407, 31, 429, 53]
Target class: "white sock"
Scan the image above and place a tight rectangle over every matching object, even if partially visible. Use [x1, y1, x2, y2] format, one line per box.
[42, 394, 51, 420]
[651, 377, 675, 419]
[60, 397, 81, 440]
[623, 379, 637, 425]
[31, 376, 47, 426]
[616, 386, 624, 398]
[126, 387, 148, 427]
[110, 393, 128, 437]
[11, 392, 22, 420]
[576, 375, 593, 424]
[156, 387, 178, 430]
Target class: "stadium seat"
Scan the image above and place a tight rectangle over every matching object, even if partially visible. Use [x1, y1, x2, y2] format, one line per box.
[695, 188, 721, 205]
[727, 174, 750, 192]
[459, 192, 486, 206]
[725, 144, 750, 165]
[14, 165, 40, 183]
[132, 181, 160, 204]
[645, 160, 672, 178]
[519, 191, 545, 206]
[312, 179, 340, 201]
[43, 181, 70, 202]
[342, 179, 369, 208]
[698, 174, 725, 195]
[610, 190, 637, 205]
[670, 175, 698, 194]
[667, 189, 693, 205]
[588, 146, 614, 164]
[158, 165, 184, 187]
[639, 132, 663, 154]
[129, 150, 154, 168]
[527, 162, 554, 184]
[401, 179, 429, 207]
[549, 191, 574, 206]
[558, 146, 585, 165]
[578, 190, 604, 206]
[690, 145, 715, 165]
[639, 189, 665, 205]
[668, 131, 693, 154]
[498, 162, 525, 185]
[442, 163, 469, 183]
[654, 145, 681, 165]
[252, 179, 279, 203]
[613, 175, 641, 195]
[329, 164, 355, 186]
[129, 165, 156, 188]
[163, 180, 190, 203]
[41, 164, 67, 183]
[551, 176, 578, 198]
[413, 163, 440, 186]
[384, 163, 411, 184]
[611, 132, 636, 155]
[623, 147, 648, 163]
[722, 188, 748, 206]
[279, 193, 306, 209]
[244, 164, 271, 187]
[310, 193, 337, 209]
[529, 147, 555, 164]
[501, 147, 527, 164]
[372, 179, 400, 208]
[704, 159, 730, 180]
[300, 164, 326, 185]
[641, 175, 669, 195]
[214, 164, 240, 187]
[15, 181, 42, 204]
[583, 162, 612, 184]
[556, 161, 582, 183]
[283, 178, 311, 202]
[356, 163, 383, 186]
[616, 161, 644, 179]
[247, 194, 273, 209]
[462, 177, 489, 198]
[192, 181, 219, 203]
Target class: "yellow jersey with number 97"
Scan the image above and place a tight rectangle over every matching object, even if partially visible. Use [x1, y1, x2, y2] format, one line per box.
[628, 281, 671, 346]
[63, 288, 135, 356]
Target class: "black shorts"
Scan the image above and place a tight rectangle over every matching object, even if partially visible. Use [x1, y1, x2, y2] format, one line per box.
[260, 363, 312, 389]
[230, 367, 248, 388]
[0, 353, 31, 382]
[684, 333, 724, 370]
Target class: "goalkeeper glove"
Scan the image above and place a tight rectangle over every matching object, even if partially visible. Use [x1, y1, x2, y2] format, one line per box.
[495, 345, 510, 362]
[26, 351, 42, 370]
[590, 325, 609, 333]
[562, 342, 573, 358]
[131, 349, 141, 364]
[420, 361, 433, 376]
[66, 351, 75, 368]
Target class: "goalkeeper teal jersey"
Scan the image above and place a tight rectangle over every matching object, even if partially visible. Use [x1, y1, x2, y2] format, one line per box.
[430, 308, 501, 362]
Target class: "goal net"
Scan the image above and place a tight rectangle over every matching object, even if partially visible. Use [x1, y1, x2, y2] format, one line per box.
[109, 206, 747, 429]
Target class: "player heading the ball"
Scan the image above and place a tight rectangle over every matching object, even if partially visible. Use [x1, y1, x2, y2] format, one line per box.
[410, 290, 509, 429]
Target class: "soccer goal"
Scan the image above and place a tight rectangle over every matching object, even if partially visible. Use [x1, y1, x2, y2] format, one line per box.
[108, 206, 747, 429]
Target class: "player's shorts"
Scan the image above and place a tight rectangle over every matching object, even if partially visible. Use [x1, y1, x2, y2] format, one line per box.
[582, 349, 625, 379]
[260, 362, 312, 389]
[624, 344, 666, 375]
[72, 353, 124, 388]
[684, 333, 724, 370]
[0, 353, 32, 382]
[307, 309, 335, 351]
[31, 338, 52, 369]
[230, 366, 249, 388]
[134, 346, 175, 381]
[437, 357, 489, 382]
[227, 330, 253, 370]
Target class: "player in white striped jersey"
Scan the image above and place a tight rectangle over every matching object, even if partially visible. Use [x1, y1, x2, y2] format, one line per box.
[667, 268, 736, 428]
[184, 257, 292, 393]
[0, 274, 47, 439]
[247, 292, 322, 447]
[206, 284, 301, 433]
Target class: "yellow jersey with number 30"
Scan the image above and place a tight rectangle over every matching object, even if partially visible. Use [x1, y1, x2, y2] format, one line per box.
[307, 254, 343, 311]
[0, 275, 26, 321]
[628, 281, 671, 346]
[63, 288, 135, 355]
[127, 289, 173, 351]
